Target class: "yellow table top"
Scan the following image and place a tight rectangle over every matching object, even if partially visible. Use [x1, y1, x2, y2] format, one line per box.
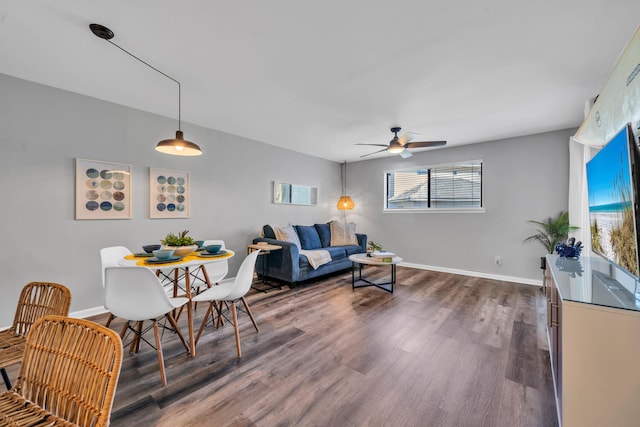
[124, 250, 234, 267]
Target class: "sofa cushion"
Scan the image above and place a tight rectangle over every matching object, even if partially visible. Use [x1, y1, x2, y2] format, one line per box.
[314, 223, 331, 247]
[273, 224, 301, 249]
[295, 225, 322, 250]
[330, 221, 358, 246]
[345, 245, 363, 256]
[262, 224, 276, 239]
[324, 246, 347, 260]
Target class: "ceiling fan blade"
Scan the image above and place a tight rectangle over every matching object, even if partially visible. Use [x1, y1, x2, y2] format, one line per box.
[405, 141, 447, 149]
[399, 149, 413, 159]
[398, 132, 420, 146]
[355, 143, 389, 147]
[360, 148, 388, 158]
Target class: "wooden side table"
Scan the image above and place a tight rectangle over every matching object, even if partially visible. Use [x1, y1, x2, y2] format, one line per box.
[247, 243, 282, 292]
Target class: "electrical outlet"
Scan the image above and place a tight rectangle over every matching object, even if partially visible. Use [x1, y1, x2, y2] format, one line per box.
[494, 255, 502, 265]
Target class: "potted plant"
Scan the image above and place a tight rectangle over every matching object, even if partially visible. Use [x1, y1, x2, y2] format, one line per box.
[161, 229, 198, 257]
[367, 241, 383, 256]
[523, 211, 578, 269]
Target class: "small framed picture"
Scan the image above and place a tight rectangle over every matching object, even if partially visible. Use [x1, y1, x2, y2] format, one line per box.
[75, 159, 132, 220]
[149, 168, 190, 219]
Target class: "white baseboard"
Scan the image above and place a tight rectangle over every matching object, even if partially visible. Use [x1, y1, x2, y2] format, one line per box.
[399, 262, 542, 286]
[70, 306, 109, 319]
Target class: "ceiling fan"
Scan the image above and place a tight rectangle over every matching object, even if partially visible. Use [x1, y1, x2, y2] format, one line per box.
[356, 127, 446, 158]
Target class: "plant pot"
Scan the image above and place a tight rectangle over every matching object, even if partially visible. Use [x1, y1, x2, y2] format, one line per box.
[162, 244, 198, 257]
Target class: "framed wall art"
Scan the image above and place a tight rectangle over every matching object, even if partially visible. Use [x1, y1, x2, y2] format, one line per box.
[75, 159, 132, 220]
[149, 168, 190, 219]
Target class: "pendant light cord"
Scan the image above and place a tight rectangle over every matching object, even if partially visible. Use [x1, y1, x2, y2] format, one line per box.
[104, 39, 182, 131]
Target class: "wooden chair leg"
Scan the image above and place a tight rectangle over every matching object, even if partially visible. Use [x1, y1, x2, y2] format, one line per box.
[1, 368, 12, 390]
[195, 302, 215, 345]
[105, 313, 116, 328]
[166, 313, 189, 353]
[241, 296, 259, 332]
[119, 321, 129, 339]
[132, 321, 143, 354]
[153, 321, 167, 387]
[231, 302, 241, 358]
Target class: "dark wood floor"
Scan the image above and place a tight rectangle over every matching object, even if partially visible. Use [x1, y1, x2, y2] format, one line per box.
[15, 266, 559, 426]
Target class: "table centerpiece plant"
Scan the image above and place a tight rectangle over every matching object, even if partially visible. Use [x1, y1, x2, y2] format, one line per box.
[161, 229, 199, 257]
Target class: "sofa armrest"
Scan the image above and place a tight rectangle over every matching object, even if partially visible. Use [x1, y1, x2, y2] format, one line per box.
[356, 233, 367, 253]
[252, 237, 300, 282]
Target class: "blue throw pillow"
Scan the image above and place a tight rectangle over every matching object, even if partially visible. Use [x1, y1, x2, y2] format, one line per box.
[295, 225, 322, 249]
[263, 224, 276, 239]
[314, 223, 331, 248]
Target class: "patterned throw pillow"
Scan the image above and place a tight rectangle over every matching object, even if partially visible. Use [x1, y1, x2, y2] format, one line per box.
[329, 221, 358, 246]
[273, 223, 302, 249]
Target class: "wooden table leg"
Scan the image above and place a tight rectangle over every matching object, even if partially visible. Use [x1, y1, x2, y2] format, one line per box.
[184, 266, 196, 357]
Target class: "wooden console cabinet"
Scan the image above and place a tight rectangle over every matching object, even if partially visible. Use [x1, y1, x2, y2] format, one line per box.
[545, 255, 640, 427]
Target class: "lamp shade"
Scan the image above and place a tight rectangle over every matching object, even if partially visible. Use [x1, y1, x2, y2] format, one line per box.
[337, 195, 355, 210]
[155, 131, 203, 156]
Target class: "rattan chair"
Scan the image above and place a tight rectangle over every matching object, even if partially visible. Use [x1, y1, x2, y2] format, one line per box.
[0, 315, 123, 427]
[0, 281, 71, 390]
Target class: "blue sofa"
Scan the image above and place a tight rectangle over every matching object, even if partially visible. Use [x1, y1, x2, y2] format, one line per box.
[252, 223, 367, 285]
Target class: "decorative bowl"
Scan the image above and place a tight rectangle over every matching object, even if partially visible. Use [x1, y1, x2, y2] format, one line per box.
[162, 244, 198, 257]
[143, 244, 161, 253]
[153, 249, 175, 260]
[205, 244, 222, 254]
[195, 240, 205, 248]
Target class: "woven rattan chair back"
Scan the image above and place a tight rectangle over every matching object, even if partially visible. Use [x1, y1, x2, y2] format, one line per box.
[0, 315, 123, 427]
[11, 281, 72, 335]
[0, 282, 71, 389]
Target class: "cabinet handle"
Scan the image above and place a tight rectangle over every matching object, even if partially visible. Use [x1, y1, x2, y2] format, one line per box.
[547, 300, 552, 328]
[550, 302, 559, 327]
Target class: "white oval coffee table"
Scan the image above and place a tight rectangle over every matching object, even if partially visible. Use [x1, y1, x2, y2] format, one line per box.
[349, 253, 402, 293]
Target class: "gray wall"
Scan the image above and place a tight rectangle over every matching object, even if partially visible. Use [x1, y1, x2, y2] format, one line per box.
[0, 73, 341, 326]
[347, 129, 574, 281]
[0, 72, 573, 327]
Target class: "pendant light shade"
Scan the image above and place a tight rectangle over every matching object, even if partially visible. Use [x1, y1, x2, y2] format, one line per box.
[337, 195, 355, 210]
[156, 131, 202, 156]
[90, 23, 202, 157]
[337, 161, 355, 211]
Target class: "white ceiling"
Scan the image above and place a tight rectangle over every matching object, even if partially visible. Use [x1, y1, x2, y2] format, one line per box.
[1, 1, 639, 162]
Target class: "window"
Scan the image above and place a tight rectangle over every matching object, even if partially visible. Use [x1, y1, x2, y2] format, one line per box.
[385, 161, 483, 211]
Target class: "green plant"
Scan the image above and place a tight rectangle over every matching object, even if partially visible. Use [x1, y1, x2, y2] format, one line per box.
[161, 230, 196, 246]
[367, 241, 383, 252]
[523, 211, 578, 254]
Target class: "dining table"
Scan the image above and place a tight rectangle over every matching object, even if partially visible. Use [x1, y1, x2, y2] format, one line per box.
[118, 249, 235, 357]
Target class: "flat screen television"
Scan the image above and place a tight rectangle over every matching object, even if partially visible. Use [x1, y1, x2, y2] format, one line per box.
[586, 123, 640, 278]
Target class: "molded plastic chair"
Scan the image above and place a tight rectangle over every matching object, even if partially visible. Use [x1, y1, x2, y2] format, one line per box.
[164, 239, 229, 297]
[104, 266, 189, 387]
[100, 245, 133, 327]
[0, 315, 122, 427]
[0, 282, 71, 390]
[192, 250, 260, 357]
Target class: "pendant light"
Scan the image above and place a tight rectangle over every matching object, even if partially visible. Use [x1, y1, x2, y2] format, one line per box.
[90, 23, 202, 156]
[337, 161, 355, 210]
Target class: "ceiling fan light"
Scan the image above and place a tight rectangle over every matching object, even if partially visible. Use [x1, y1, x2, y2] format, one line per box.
[388, 144, 404, 154]
[337, 196, 355, 210]
[155, 130, 203, 156]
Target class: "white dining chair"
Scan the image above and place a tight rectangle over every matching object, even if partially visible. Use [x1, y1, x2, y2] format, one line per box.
[192, 250, 260, 357]
[161, 239, 229, 311]
[104, 266, 189, 387]
[100, 246, 133, 327]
